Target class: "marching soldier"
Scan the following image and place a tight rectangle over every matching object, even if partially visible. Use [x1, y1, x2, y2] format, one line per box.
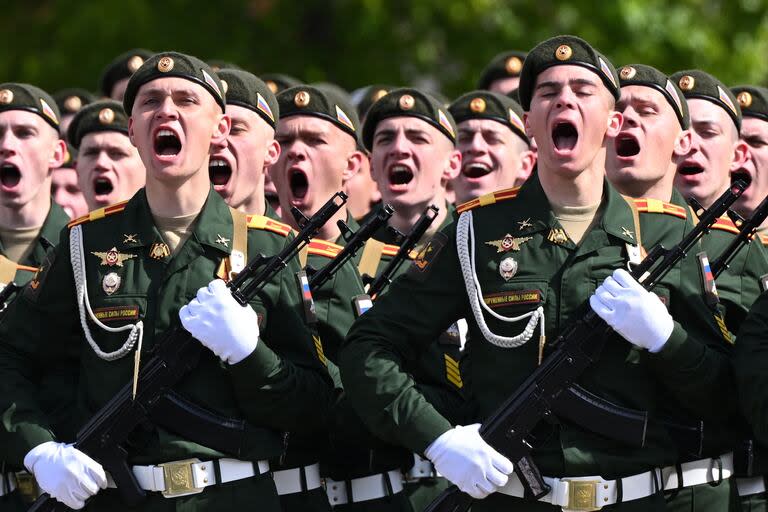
[51, 142, 89, 219]
[98, 48, 154, 101]
[0, 52, 333, 511]
[53, 88, 96, 138]
[731, 86, 768, 228]
[477, 50, 527, 95]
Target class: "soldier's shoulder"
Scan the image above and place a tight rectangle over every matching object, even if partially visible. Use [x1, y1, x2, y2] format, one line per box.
[456, 187, 521, 215]
[710, 216, 739, 235]
[67, 201, 130, 230]
[632, 198, 687, 220]
[246, 214, 293, 237]
[307, 239, 343, 259]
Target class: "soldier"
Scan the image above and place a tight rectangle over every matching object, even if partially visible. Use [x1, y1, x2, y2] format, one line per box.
[339, 35, 732, 512]
[731, 86, 768, 226]
[51, 143, 89, 219]
[477, 50, 527, 95]
[209, 69, 281, 217]
[0, 52, 333, 511]
[449, 90, 535, 205]
[67, 100, 145, 210]
[53, 88, 96, 138]
[98, 48, 153, 101]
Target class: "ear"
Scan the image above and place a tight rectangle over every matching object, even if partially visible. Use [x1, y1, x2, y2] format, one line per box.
[262, 139, 281, 174]
[730, 140, 750, 172]
[523, 112, 533, 139]
[48, 138, 67, 169]
[605, 110, 623, 138]
[210, 114, 231, 149]
[342, 150, 364, 183]
[673, 129, 693, 157]
[517, 149, 537, 184]
[443, 148, 462, 181]
[128, 117, 136, 147]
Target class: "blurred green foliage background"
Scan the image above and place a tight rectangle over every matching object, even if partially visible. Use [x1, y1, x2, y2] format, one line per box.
[1, 0, 767, 98]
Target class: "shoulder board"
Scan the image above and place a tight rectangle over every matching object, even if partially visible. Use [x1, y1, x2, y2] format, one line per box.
[632, 198, 687, 219]
[67, 201, 129, 229]
[16, 264, 38, 273]
[246, 215, 292, 237]
[307, 239, 343, 259]
[710, 216, 739, 235]
[381, 244, 400, 257]
[456, 187, 520, 214]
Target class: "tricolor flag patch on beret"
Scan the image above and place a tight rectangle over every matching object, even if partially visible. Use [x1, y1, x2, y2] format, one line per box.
[335, 105, 355, 131]
[202, 69, 222, 97]
[665, 79, 684, 116]
[39, 99, 57, 124]
[599, 57, 616, 88]
[508, 108, 525, 133]
[257, 93, 274, 123]
[718, 86, 737, 116]
[438, 109, 455, 138]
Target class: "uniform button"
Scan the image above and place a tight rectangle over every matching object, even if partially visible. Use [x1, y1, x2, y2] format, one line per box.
[201, 465, 206, 471]
[203, 478, 208, 484]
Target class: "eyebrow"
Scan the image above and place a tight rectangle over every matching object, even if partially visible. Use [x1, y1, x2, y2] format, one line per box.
[535, 78, 598, 90]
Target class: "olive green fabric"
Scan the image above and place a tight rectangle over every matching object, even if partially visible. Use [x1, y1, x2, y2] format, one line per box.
[277, 85, 360, 143]
[53, 88, 96, 117]
[518, 35, 620, 111]
[477, 50, 527, 90]
[665, 479, 739, 512]
[449, 90, 528, 144]
[66, 99, 128, 149]
[0, 82, 61, 130]
[618, 64, 690, 129]
[218, 68, 279, 129]
[741, 492, 768, 511]
[732, 85, 768, 122]
[340, 173, 733, 511]
[123, 51, 226, 114]
[261, 73, 303, 95]
[98, 48, 154, 98]
[0, 188, 333, 509]
[362, 88, 457, 151]
[670, 69, 742, 130]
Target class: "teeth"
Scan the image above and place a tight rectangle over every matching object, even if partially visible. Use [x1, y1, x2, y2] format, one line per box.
[469, 163, 491, 171]
[210, 159, 227, 167]
[391, 165, 410, 173]
[158, 129, 175, 137]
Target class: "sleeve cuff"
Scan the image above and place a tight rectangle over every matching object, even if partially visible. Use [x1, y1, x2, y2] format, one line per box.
[401, 405, 453, 454]
[648, 322, 700, 369]
[229, 338, 281, 384]
[10, 425, 56, 468]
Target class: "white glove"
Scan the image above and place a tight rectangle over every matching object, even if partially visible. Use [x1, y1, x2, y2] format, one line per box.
[589, 268, 674, 353]
[424, 424, 514, 499]
[24, 441, 107, 510]
[179, 279, 260, 364]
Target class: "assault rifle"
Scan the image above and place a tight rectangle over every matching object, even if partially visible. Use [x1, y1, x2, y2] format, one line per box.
[29, 192, 348, 512]
[307, 204, 394, 290]
[711, 193, 768, 278]
[425, 181, 747, 512]
[364, 204, 439, 299]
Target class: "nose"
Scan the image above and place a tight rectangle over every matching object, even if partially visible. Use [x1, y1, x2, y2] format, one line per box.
[93, 150, 112, 172]
[620, 107, 639, 128]
[554, 87, 577, 110]
[388, 131, 411, 159]
[0, 130, 16, 157]
[154, 96, 179, 121]
[465, 132, 487, 155]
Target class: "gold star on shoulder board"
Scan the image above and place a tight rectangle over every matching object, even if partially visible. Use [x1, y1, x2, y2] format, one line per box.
[621, 227, 634, 239]
[485, 234, 533, 253]
[215, 234, 230, 247]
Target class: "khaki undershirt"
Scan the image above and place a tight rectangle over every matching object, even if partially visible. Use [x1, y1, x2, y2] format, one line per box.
[152, 211, 200, 255]
[551, 201, 602, 245]
[0, 225, 41, 262]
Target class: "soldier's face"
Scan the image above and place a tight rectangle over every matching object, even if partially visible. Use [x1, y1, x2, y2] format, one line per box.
[110, 78, 130, 102]
[489, 77, 520, 95]
[210, 105, 279, 211]
[0, 110, 64, 210]
[673, 99, 747, 207]
[370, 116, 460, 209]
[454, 118, 533, 204]
[733, 117, 768, 216]
[77, 131, 145, 210]
[51, 167, 89, 219]
[606, 85, 683, 191]
[128, 77, 229, 185]
[273, 115, 359, 219]
[525, 65, 621, 178]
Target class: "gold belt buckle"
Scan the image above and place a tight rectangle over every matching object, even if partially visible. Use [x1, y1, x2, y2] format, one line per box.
[159, 458, 205, 498]
[15, 472, 40, 503]
[565, 479, 601, 511]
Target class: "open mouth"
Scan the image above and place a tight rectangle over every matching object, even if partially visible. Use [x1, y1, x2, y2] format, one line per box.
[678, 165, 704, 176]
[552, 122, 578, 151]
[462, 163, 492, 178]
[0, 163, 20, 188]
[388, 164, 414, 186]
[731, 170, 752, 188]
[154, 129, 182, 157]
[93, 176, 114, 197]
[289, 169, 309, 199]
[209, 158, 232, 186]
[615, 134, 640, 157]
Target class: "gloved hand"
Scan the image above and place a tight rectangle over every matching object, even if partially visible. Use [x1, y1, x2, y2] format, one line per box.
[424, 424, 514, 499]
[24, 441, 107, 510]
[590, 268, 674, 353]
[179, 279, 260, 364]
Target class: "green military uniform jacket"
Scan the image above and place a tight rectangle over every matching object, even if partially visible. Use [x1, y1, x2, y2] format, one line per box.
[0, 188, 332, 477]
[340, 174, 731, 488]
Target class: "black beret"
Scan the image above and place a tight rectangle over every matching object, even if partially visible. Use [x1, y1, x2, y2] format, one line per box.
[350, 84, 398, 119]
[731, 86, 768, 124]
[670, 70, 741, 130]
[477, 50, 528, 90]
[66, 100, 129, 149]
[218, 69, 278, 128]
[261, 73, 303, 95]
[0, 83, 60, 130]
[518, 35, 620, 111]
[208, 60, 243, 72]
[98, 49, 154, 98]
[449, 90, 528, 144]
[123, 51, 226, 115]
[278, 85, 360, 144]
[362, 88, 457, 151]
[617, 64, 689, 129]
[54, 88, 97, 116]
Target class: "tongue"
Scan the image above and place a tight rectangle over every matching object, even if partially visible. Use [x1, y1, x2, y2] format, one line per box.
[0, 166, 20, 187]
[210, 165, 231, 186]
[554, 133, 577, 151]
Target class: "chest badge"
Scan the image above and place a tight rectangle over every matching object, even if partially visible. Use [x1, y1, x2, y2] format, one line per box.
[547, 228, 569, 245]
[517, 218, 533, 230]
[123, 233, 138, 244]
[102, 272, 121, 295]
[215, 234, 230, 247]
[92, 247, 136, 267]
[499, 257, 518, 281]
[621, 227, 634, 239]
[149, 242, 171, 260]
[485, 233, 532, 253]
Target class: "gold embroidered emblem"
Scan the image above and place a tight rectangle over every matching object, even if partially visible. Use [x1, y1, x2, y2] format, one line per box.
[149, 242, 171, 260]
[485, 234, 532, 253]
[547, 228, 569, 245]
[91, 247, 136, 267]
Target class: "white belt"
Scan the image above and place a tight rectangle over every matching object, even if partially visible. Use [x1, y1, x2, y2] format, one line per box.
[662, 453, 733, 490]
[273, 463, 322, 495]
[405, 454, 440, 482]
[736, 476, 767, 497]
[326, 469, 404, 505]
[107, 458, 269, 498]
[498, 469, 662, 510]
